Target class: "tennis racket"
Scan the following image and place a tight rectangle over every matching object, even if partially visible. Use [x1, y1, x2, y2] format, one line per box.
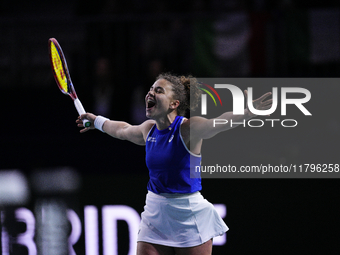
[48, 38, 91, 128]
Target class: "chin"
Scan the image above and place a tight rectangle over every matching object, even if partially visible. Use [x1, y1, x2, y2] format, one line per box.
[145, 111, 152, 119]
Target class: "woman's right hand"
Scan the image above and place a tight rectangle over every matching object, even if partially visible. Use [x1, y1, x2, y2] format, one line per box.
[76, 113, 97, 133]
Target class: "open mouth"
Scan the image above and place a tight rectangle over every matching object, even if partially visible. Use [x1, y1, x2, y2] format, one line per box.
[146, 98, 156, 109]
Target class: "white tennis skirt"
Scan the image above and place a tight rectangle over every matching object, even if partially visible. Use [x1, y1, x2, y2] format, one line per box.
[137, 190, 229, 248]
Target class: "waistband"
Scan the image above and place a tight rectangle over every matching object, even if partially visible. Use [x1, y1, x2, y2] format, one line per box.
[147, 190, 201, 199]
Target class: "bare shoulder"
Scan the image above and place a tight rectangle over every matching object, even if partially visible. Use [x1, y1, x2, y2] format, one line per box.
[140, 119, 156, 139]
[180, 116, 205, 154]
[181, 116, 210, 132]
[180, 116, 207, 138]
[181, 115, 219, 141]
[181, 116, 207, 126]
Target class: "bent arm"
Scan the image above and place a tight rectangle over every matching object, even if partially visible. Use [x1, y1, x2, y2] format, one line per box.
[188, 90, 272, 140]
[188, 109, 254, 140]
[77, 113, 154, 146]
[102, 119, 154, 145]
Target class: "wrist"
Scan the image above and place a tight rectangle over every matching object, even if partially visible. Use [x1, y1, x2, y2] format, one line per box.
[245, 108, 256, 119]
[94, 116, 109, 132]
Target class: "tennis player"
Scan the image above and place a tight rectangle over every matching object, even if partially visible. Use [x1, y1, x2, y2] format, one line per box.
[77, 73, 272, 255]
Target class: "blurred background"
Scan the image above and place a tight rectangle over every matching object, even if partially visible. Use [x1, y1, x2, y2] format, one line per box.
[1, 0, 340, 254]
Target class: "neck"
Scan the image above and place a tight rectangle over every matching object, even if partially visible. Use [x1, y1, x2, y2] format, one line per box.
[155, 112, 178, 130]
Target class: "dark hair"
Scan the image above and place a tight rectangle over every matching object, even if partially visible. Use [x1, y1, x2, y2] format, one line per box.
[156, 73, 202, 116]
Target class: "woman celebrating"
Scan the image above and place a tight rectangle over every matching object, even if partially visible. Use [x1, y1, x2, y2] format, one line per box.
[77, 73, 272, 255]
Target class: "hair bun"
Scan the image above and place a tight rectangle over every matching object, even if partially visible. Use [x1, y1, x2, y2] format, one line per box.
[157, 73, 202, 116]
[180, 76, 191, 92]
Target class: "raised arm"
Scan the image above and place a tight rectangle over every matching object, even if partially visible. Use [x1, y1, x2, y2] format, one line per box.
[187, 90, 272, 140]
[76, 113, 155, 146]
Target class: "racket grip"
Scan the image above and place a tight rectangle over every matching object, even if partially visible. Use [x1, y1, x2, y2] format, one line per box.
[74, 98, 91, 127]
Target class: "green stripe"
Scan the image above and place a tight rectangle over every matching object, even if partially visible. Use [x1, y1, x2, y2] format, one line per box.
[200, 88, 217, 106]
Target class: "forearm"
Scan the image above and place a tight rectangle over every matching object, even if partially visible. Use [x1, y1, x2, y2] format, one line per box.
[217, 108, 255, 129]
[189, 90, 272, 140]
[102, 119, 131, 140]
[191, 109, 256, 140]
[78, 113, 144, 144]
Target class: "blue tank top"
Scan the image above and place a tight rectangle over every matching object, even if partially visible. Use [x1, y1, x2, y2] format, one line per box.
[145, 116, 202, 194]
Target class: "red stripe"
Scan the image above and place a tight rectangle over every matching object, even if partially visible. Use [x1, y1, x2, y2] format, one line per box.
[202, 83, 222, 106]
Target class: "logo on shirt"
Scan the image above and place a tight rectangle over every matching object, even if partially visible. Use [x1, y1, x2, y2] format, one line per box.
[168, 135, 174, 143]
[147, 137, 157, 142]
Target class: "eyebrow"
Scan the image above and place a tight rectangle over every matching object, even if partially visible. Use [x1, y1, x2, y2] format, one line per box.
[150, 86, 165, 92]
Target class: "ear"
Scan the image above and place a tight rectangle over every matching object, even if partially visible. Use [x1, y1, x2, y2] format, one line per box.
[169, 100, 180, 110]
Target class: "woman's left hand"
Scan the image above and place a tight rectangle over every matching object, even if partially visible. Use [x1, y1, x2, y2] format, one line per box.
[244, 90, 273, 117]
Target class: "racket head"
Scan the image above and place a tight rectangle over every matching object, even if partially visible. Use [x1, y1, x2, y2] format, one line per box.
[48, 38, 77, 99]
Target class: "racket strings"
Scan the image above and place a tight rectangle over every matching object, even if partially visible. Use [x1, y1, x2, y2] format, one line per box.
[51, 44, 68, 92]
[49, 39, 78, 101]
